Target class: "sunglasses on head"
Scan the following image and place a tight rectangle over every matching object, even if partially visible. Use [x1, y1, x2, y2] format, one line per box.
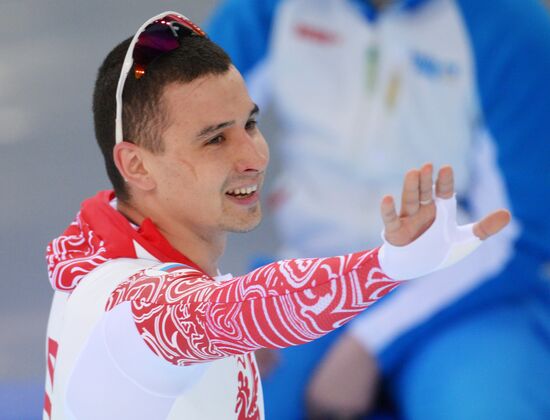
[115, 11, 206, 144]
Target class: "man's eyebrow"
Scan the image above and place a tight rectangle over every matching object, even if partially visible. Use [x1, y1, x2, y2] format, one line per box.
[195, 121, 234, 140]
[194, 103, 260, 140]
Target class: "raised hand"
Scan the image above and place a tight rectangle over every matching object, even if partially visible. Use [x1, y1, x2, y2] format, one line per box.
[381, 163, 510, 247]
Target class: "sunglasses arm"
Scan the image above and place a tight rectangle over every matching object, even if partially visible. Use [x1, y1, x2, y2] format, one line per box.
[114, 11, 181, 144]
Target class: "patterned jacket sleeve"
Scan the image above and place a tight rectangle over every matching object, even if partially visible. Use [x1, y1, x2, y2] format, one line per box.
[105, 248, 398, 366]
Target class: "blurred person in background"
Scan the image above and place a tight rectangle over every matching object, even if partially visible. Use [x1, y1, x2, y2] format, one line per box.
[207, 0, 550, 418]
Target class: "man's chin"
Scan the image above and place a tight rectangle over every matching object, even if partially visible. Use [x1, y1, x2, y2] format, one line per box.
[227, 218, 262, 233]
[222, 210, 263, 233]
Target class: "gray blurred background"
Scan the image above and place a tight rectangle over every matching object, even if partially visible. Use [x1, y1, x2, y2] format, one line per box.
[0, 1, 280, 417]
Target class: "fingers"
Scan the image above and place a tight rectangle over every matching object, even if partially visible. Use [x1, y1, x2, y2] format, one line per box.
[473, 209, 511, 240]
[400, 169, 420, 216]
[400, 163, 433, 216]
[381, 195, 401, 234]
[436, 165, 454, 199]
[419, 163, 434, 205]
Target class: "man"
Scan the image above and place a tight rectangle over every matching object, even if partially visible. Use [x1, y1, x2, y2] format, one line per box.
[44, 11, 508, 420]
[206, 0, 550, 418]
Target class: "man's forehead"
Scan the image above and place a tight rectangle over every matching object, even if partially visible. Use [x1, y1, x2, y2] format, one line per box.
[163, 68, 249, 109]
[160, 68, 255, 134]
[161, 76, 214, 105]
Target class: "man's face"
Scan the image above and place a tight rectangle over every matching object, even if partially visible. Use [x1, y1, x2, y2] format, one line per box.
[144, 66, 269, 238]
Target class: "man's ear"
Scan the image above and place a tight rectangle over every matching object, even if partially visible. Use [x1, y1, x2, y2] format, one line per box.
[113, 142, 156, 192]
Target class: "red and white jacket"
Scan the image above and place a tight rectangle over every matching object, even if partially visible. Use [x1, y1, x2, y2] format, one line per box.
[43, 191, 402, 420]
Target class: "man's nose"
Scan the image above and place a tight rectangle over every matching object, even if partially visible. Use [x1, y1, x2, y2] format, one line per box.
[234, 132, 269, 173]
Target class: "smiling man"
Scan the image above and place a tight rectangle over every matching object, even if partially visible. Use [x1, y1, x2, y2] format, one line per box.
[43, 12, 508, 420]
[114, 67, 268, 276]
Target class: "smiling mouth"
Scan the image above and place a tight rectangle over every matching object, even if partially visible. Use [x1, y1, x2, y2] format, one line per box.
[225, 184, 258, 199]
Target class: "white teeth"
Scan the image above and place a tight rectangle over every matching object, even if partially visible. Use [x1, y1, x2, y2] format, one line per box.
[227, 185, 258, 196]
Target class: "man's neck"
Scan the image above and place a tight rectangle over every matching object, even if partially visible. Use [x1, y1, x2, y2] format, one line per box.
[117, 199, 225, 277]
[159, 225, 226, 277]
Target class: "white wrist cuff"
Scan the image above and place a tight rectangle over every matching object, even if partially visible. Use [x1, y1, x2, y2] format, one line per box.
[378, 195, 481, 280]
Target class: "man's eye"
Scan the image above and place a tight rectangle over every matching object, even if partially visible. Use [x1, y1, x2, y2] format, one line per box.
[206, 135, 224, 146]
[245, 119, 258, 131]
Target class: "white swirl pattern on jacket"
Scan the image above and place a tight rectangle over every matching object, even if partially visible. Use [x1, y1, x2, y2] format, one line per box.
[105, 249, 398, 366]
[46, 212, 108, 291]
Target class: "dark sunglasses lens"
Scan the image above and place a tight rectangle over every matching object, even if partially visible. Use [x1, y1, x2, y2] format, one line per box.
[132, 15, 205, 79]
[133, 23, 180, 72]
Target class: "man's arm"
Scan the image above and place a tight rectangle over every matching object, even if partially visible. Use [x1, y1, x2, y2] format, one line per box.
[105, 165, 508, 366]
[107, 248, 397, 365]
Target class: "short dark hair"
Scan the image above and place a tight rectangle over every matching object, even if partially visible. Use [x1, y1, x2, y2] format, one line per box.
[93, 34, 232, 201]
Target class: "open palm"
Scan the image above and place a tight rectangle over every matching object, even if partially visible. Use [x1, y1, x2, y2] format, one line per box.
[381, 163, 510, 246]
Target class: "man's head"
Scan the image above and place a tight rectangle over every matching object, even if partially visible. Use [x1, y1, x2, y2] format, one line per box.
[93, 16, 231, 201]
[93, 13, 269, 237]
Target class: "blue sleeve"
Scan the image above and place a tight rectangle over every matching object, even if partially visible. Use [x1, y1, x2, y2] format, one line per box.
[205, 0, 281, 77]
[457, 0, 550, 259]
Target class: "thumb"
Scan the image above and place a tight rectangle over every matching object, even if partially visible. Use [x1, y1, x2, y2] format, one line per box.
[473, 209, 511, 240]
